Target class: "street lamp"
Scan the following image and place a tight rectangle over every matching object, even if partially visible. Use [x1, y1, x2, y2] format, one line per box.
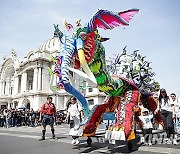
[79, 80, 86, 96]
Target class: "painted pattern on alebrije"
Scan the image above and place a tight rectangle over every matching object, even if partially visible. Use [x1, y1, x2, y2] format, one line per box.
[83, 96, 120, 137]
[88, 37, 133, 97]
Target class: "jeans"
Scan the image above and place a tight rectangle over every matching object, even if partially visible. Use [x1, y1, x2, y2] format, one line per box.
[12, 117, 17, 127]
[4, 117, 9, 128]
[161, 110, 174, 138]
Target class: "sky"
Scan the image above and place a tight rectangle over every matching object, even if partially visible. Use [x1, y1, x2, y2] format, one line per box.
[0, 0, 180, 97]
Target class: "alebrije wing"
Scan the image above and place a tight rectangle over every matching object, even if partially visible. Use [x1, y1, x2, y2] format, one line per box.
[88, 9, 139, 31]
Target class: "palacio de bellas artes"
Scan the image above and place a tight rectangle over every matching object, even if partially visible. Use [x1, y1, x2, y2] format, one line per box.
[0, 35, 105, 111]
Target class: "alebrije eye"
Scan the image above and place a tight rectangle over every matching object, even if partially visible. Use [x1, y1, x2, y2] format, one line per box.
[79, 32, 87, 40]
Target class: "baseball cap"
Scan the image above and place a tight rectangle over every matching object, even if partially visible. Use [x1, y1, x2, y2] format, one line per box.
[47, 96, 53, 99]
[160, 88, 166, 92]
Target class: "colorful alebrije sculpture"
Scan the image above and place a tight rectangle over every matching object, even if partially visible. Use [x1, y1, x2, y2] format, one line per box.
[49, 9, 162, 141]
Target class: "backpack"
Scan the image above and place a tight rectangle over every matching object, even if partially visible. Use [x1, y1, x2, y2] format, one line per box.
[68, 103, 82, 122]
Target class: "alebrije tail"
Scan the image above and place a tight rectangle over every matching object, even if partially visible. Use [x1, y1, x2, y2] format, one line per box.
[63, 82, 89, 118]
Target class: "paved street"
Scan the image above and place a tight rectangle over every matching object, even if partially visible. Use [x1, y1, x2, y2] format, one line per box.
[0, 124, 180, 154]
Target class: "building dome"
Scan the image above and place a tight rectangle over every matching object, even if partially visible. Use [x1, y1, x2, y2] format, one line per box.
[38, 36, 61, 53]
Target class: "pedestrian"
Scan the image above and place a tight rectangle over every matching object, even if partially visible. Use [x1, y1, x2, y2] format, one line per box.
[170, 93, 179, 113]
[66, 96, 83, 145]
[170, 93, 180, 139]
[158, 88, 177, 144]
[4, 109, 9, 128]
[0, 110, 4, 127]
[39, 96, 57, 141]
[11, 109, 17, 127]
[139, 109, 154, 145]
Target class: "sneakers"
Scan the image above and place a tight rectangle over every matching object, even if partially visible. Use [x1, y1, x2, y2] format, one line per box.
[75, 139, 79, 145]
[71, 139, 76, 144]
[52, 135, 56, 139]
[140, 137, 145, 144]
[39, 136, 45, 141]
[71, 139, 79, 145]
[148, 142, 152, 146]
[166, 139, 172, 144]
[109, 139, 116, 144]
[173, 139, 178, 145]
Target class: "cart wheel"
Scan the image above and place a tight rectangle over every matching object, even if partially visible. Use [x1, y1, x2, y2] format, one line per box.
[87, 137, 92, 146]
[127, 140, 133, 151]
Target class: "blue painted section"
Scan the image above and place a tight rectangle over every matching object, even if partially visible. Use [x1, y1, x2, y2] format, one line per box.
[64, 83, 89, 117]
[103, 112, 116, 120]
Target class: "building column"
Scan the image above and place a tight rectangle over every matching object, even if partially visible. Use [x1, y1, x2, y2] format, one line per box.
[0, 80, 2, 96]
[5, 79, 10, 95]
[13, 76, 19, 95]
[33, 67, 38, 92]
[21, 72, 27, 93]
[51, 65, 57, 87]
[12, 102, 15, 109]
[7, 101, 11, 109]
[2, 81, 5, 95]
[38, 67, 42, 91]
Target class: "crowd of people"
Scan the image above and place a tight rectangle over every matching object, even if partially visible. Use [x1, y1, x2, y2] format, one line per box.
[0, 107, 65, 129]
[137, 88, 180, 145]
[0, 108, 41, 128]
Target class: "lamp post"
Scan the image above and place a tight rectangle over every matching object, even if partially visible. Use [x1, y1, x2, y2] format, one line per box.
[79, 80, 86, 96]
[79, 80, 92, 96]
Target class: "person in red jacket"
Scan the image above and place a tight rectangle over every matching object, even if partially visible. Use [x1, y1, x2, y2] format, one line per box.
[39, 96, 56, 141]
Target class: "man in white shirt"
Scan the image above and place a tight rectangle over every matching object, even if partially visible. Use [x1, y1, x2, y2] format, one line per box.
[170, 93, 179, 114]
[67, 96, 83, 145]
[170, 93, 180, 138]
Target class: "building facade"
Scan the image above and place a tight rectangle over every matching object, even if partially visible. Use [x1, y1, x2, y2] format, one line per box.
[0, 36, 105, 111]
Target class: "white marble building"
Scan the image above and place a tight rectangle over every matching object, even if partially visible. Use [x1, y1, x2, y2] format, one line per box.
[0, 36, 105, 111]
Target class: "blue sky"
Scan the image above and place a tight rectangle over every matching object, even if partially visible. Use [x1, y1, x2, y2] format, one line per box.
[0, 0, 180, 97]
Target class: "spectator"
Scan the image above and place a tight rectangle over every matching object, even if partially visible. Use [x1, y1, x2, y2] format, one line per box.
[20, 110, 25, 126]
[0, 111, 4, 127]
[16, 111, 21, 126]
[4, 109, 9, 128]
[139, 109, 154, 145]
[24, 109, 29, 126]
[170, 93, 180, 136]
[11, 109, 17, 127]
[158, 88, 177, 144]
[8, 110, 12, 127]
[170, 93, 179, 113]
[29, 109, 36, 127]
[35, 109, 40, 126]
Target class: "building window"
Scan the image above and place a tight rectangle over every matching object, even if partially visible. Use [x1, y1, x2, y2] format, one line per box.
[18, 75, 22, 93]
[10, 86, 13, 95]
[88, 87, 93, 92]
[88, 99, 94, 105]
[14, 102, 18, 109]
[27, 69, 33, 91]
[28, 81, 33, 90]
[4, 82, 6, 94]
